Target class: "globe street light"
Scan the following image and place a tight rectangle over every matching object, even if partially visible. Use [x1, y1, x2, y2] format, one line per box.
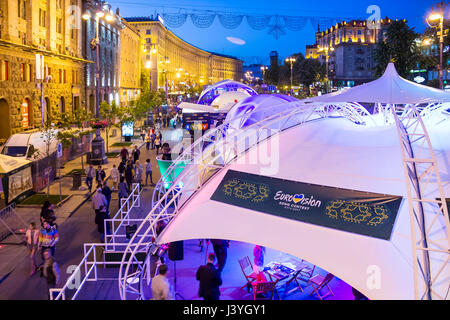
[285, 57, 296, 94]
[426, 2, 448, 90]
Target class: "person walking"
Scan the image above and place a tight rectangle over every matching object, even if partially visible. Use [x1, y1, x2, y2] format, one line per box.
[145, 134, 151, 151]
[118, 160, 126, 178]
[94, 205, 107, 242]
[141, 128, 146, 141]
[132, 145, 140, 163]
[145, 159, 154, 186]
[101, 182, 112, 217]
[110, 164, 119, 191]
[134, 160, 143, 186]
[40, 249, 60, 300]
[125, 161, 134, 192]
[25, 222, 39, 276]
[196, 253, 222, 300]
[154, 135, 161, 155]
[151, 130, 156, 150]
[210, 239, 228, 273]
[95, 165, 106, 185]
[120, 146, 129, 163]
[40, 201, 56, 227]
[85, 164, 95, 193]
[118, 176, 129, 207]
[151, 264, 174, 300]
[38, 221, 59, 260]
[92, 188, 107, 215]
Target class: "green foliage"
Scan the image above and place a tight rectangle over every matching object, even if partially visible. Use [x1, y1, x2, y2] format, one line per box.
[373, 20, 422, 78]
[266, 53, 325, 89]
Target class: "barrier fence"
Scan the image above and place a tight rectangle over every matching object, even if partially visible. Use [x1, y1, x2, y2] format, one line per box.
[52, 182, 146, 300]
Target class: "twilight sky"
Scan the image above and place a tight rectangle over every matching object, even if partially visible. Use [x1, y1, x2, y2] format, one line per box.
[108, 0, 439, 65]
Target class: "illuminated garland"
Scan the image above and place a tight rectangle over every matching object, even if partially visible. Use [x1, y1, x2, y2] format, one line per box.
[159, 12, 357, 39]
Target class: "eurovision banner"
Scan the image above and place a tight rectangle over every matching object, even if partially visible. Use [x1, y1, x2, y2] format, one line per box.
[211, 170, 403, 240]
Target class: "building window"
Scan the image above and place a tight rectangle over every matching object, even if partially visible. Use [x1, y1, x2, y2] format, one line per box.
[21, 63, 26, 81]
[1, 61, 9, 81]
[146, 29, 151, 35]
[18, 0, 27, 19]
[39, 9, 47, 27]
[56, 18, 62, 33]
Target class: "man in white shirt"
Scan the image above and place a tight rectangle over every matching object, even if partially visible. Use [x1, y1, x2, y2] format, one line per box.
[91, 188, 107, 214]
[110, 164, 120, 191]
[151, 264, 173, 300]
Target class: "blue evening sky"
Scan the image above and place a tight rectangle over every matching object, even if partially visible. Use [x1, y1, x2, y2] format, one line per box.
[109, 0, 438, 64]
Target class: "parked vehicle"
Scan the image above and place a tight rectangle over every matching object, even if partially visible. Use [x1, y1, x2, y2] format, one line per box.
[1, 131, 58, 160]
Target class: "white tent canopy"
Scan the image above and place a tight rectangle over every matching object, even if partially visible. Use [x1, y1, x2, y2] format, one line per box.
[121, 63, 450, 300]
[303, 63, 450, 104]
[157, 117, 450, 300]
[210, 91, 251, 112]
[177, 102, 216, 113]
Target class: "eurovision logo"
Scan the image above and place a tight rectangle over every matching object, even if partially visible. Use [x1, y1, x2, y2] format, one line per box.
[274, 190, 322, 212]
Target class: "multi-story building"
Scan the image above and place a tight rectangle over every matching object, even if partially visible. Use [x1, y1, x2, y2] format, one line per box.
[0, 0, 89, 142]
[124, 16, 243, 94]
[83, 2, 123, 114]
[305, 18, 394, 87]
[119, 18, 141, 106]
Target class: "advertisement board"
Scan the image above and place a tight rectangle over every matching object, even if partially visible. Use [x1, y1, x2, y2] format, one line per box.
[211, 170, 403, 240]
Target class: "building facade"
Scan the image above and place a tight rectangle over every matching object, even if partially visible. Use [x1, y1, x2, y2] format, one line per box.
[0, 0, 88, 142]
[119, 18, 141, 106]
[83, 3, 123, 114]
[305, 18, 393, 87]
[124, 16, 243, 95]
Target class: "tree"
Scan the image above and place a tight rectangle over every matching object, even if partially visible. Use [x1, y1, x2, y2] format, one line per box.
[373, 20, 422, 78]
[35, 114, 79, 197]
[297, 58, 326, 87]
[99, 101, 119, 154]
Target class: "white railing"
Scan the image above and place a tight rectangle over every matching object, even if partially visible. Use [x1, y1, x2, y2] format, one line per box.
[104, 183, 141, 246]
[51, 243, 147, 300]
[51, 183, 145, 300]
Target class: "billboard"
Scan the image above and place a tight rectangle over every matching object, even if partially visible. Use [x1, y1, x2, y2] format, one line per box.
[211, 170, 403, 240]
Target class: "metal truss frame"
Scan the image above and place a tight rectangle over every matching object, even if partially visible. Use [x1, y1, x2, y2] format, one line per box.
[118, 101, 449, 300]
[391, 103, 450, 300]
[117, 101, 381, 300]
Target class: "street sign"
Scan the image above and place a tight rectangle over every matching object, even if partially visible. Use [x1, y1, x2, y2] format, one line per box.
[35, 54, 44, 81]
[57, 143, 63, 158]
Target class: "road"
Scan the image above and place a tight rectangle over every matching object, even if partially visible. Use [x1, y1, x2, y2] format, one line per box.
[0, 128, 178, 299]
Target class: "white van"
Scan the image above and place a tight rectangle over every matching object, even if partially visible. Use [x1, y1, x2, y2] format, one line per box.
[1, 131, 58, 160]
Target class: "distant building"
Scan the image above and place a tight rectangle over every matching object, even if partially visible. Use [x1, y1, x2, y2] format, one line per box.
[419, 39, 450, 89]
[119, 18, 141, 106]
[124, 16, 243, 94]
[243, 64, 264, 82]
[305, 18, 394, 87]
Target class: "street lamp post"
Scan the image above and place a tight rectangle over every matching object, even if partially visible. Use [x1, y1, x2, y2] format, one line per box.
[285, 57, 296, 94]
[427, 2, 447, 90]
[260, 66, 268, 93]
[83, 0, 117, 165]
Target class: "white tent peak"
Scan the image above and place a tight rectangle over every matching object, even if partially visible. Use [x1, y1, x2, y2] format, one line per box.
[304, 62, 450, 104]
